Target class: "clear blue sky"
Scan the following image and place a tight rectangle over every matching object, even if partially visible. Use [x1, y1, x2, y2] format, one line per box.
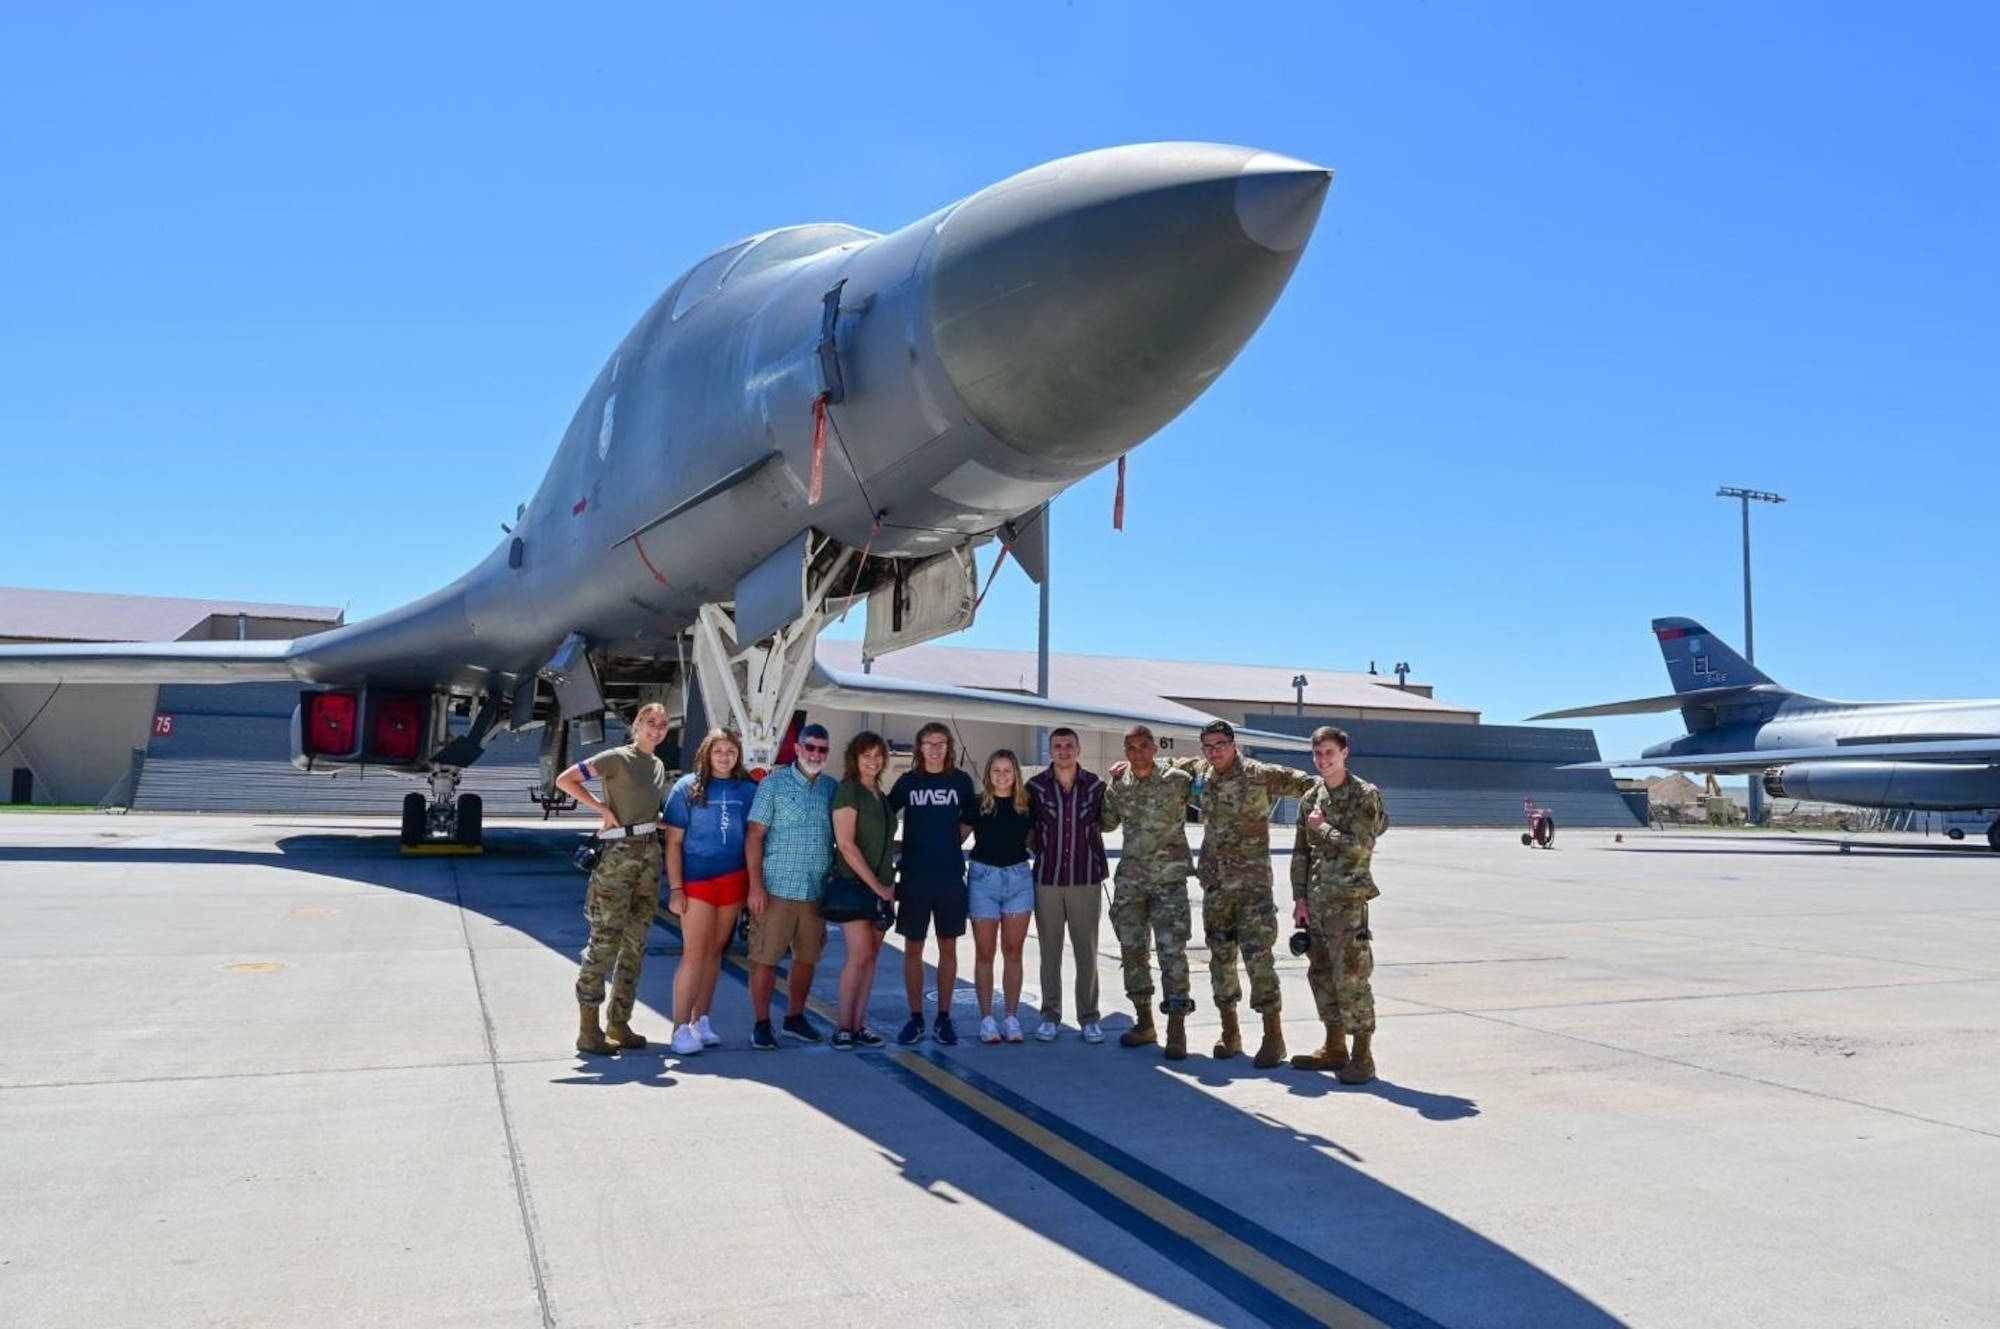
[5, 3, 1996, 768]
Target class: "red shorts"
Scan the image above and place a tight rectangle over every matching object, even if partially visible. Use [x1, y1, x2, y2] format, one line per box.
[683, 868, 748, 909]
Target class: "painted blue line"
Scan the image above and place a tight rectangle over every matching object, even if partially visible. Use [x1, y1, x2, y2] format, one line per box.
[871, 1050, 1444, 1329]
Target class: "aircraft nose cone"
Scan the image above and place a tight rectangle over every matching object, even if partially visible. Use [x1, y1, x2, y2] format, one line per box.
[928, 144, 1330, 471]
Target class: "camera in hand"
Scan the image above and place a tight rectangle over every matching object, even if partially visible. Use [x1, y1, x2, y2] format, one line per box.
[872, 894, 897, 931]
[573, 839, 604, 874]
[1288, 927, 1313, 956]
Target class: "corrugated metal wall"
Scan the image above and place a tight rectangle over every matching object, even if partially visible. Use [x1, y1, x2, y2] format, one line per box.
[132, 683, 614, 817]
[128, 684, 1639, 829]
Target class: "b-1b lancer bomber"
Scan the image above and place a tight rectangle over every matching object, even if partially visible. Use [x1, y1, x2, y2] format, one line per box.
[0, 144, 1331, 847]
[1536, 616, 2000, 848]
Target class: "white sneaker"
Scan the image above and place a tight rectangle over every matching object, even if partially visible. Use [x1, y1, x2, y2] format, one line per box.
[669, 1023, 703, 1056]
[979, 1015, 1002, 1044]
[1002, 1015, 1025, 1043]
[1034, 1020, 1059, 1043]
[1081, 1021, 1105, 1045]
[695, 1015, 721, 1047]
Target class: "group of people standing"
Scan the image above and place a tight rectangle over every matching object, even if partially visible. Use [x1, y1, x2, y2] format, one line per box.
[561, 712, 1389, 1084]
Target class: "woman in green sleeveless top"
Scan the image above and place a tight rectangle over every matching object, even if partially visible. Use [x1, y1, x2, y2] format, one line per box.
[829, 730, 897, 1048]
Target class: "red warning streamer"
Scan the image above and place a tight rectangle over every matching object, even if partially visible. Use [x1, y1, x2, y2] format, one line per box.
[972, 541, 1013, 614]
[835, 515, 884, 624]
[1112, 454, 1127, 531]
[633, 534, 672, 588]
[809, 393, 830, 505]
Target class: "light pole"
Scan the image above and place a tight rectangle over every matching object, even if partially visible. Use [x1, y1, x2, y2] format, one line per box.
[1036, 510, 1051, 766]
[1716, 486, 1785, 823]
[1291, 674, 1308, 718]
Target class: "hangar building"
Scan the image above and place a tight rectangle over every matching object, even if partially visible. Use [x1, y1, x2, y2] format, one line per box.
[0, 586, 343, 807]
[3, 587, 1636, 827]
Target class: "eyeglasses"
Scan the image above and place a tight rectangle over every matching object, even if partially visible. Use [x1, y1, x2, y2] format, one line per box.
[799, 742, 829, 755]
[1200, 739, 1233, 752]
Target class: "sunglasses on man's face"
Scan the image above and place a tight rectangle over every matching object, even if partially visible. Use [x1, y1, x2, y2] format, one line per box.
[799, 742, 830, 755]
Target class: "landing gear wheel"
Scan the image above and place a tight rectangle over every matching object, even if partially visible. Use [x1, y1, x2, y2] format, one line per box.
[401, 792, 427, 847]
[1987, 820, 2000, 853]
[455, 793, 483, 847]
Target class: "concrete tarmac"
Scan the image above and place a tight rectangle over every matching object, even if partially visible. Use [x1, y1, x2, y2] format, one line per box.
[3, 814, 1998, 1327]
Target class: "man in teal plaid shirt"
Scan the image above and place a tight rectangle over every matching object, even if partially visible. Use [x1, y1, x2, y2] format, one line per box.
[744, 723, 839, 1049]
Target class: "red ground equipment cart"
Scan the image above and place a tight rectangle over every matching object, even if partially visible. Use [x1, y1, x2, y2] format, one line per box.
[1522, 797, 1556, 848]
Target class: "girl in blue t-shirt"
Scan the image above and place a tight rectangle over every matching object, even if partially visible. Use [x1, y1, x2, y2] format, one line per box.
[663, 728, 759, 1056]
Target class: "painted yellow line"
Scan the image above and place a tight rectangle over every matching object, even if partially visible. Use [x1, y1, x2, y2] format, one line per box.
[889, 1049, 1385, 1329]
[659, 905, 1379, 1327]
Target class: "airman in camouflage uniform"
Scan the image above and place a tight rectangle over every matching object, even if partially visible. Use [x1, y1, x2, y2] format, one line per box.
[1100, 726, 1197, 1059]
[577, 837, 664, 1039]
[1287, 726, 1388, 1084]
[1170, 720, 1316, 1068]
[555, 703, 672, 1056]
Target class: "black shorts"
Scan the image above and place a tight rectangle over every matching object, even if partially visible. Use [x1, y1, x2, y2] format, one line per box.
[895, 869, 969, 942]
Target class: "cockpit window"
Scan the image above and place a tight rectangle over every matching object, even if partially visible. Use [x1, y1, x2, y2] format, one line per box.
[670, 241, 754, 321]
[725, 225, 877, 285]
[669, 225, 877, 322]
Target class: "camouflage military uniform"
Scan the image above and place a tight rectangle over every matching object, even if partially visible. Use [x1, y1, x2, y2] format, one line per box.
[1175, 756, 1316, 1014]
[571, 740, 668, 1033]
[1100, 764, 1196, 1006]
[1291, 774, 1388, 1035]
[575, 836, 664, 1022]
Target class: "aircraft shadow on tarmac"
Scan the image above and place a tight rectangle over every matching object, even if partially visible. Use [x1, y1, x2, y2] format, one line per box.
[2, 826, 1621, 1328]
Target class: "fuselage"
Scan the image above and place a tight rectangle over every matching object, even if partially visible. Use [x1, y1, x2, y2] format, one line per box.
[277, 143, 1329, 699]
[1644, 697, 2000, 767]
[1649, 697, 2000, 811]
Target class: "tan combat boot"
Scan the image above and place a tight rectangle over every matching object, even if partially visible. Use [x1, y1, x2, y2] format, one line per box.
[1212, 1004, 1242, 1059]
[1290, 1022, 1349, 1072]
[1164, 1011, 1187, 1061]
[576, 1004, 615, 1056]
[606, 1014, 649, 1050]
[1338, 1031, 1375, 1084]
[1252, 1009, 1287, 1068]
[1119, 1001, 1157, 1048]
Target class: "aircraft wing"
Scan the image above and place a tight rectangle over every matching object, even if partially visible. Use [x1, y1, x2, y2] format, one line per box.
[0, 640, 306, 684]
[802, 664, 1312, 751]
[1566, 737, 2000, 773]
[1529, 685, 1775, 720]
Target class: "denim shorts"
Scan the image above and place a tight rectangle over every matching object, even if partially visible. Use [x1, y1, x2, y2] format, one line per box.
[967, 860, 1035, 920]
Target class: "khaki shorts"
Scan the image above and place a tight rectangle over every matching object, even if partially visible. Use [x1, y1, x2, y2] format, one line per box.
[748, 896, 827, 966]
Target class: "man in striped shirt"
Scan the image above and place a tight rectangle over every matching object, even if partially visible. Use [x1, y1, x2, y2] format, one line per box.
[1026, 728, 1108, 1044]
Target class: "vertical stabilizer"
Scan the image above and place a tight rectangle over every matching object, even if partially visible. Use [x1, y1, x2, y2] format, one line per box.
[1651, 617, 1775, 693]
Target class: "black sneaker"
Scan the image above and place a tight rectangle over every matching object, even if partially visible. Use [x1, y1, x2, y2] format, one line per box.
[831, 1029, 855, 1051]
[896, 1014, 926, 1045]
[751, 1020, 779, 1051]
[934, 1014, 959, 1046]
[854, 1026, 887, 1048]
[782, 1015, 823, 1045]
